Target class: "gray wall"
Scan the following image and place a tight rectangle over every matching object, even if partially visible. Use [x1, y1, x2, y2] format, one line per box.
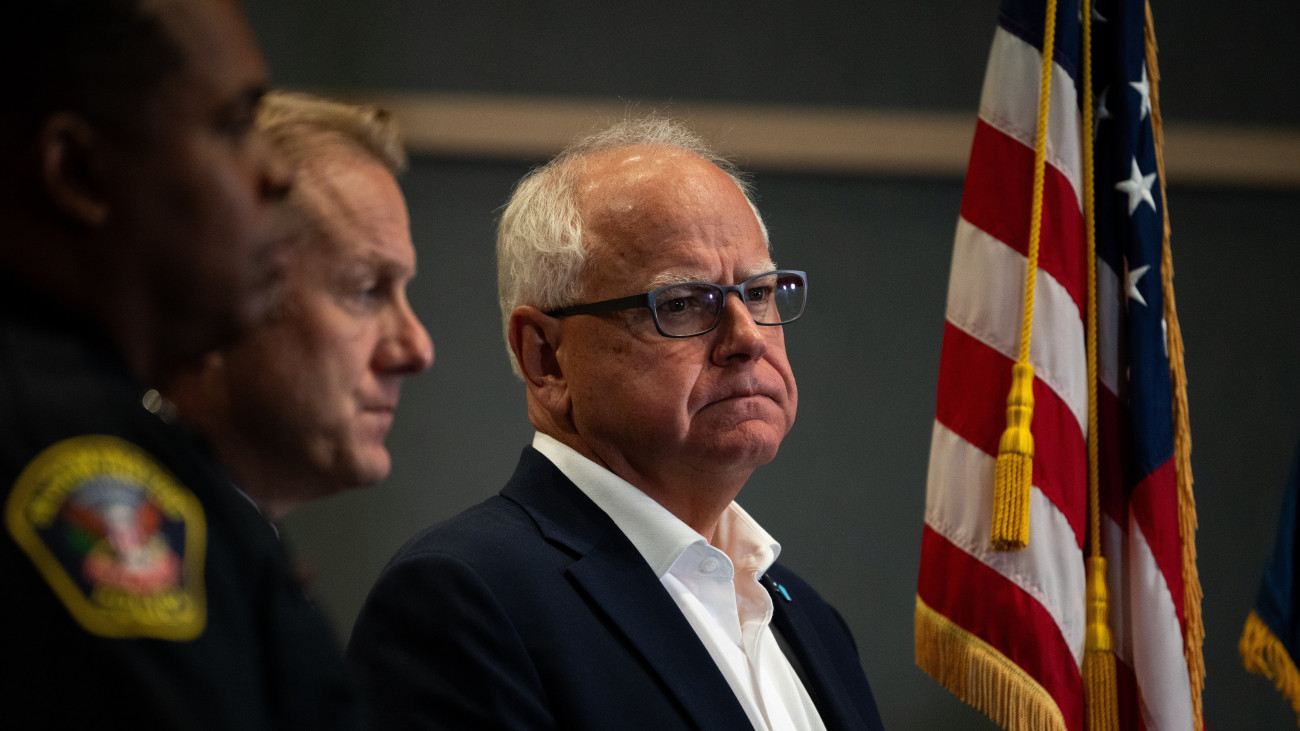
[244, 2, 1300, 728]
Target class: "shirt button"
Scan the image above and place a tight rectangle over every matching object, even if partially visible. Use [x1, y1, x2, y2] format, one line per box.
[699, 557, 720, 573]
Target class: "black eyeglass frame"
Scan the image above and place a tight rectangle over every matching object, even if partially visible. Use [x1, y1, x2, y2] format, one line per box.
[543, 269, 808, 338]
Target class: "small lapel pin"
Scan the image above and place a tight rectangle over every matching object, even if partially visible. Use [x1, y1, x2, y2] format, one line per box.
[764, 574, 792, 602]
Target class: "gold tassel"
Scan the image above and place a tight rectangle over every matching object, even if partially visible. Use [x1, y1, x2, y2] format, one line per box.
[1083, 557, 1120, 731]
[991, 0, 1057, 553]
[1080, 2, 1119, 727]
[992, 362, 1035, 551]
[1241, 610, 1300, 725]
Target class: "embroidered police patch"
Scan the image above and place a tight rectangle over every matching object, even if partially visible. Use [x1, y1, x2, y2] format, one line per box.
[5, 435, 207, 640]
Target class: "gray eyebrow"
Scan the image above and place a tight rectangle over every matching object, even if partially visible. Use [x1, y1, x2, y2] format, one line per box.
[645, 260, 777, 290]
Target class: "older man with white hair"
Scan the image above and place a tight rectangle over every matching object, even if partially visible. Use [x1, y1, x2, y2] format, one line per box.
[347, 116, 884, 731]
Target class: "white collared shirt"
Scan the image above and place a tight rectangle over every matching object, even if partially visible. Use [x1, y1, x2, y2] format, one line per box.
[533, 432, 827, 731]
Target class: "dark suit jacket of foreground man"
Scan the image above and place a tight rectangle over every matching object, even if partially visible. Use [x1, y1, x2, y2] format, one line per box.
[348, 447, 884, 730]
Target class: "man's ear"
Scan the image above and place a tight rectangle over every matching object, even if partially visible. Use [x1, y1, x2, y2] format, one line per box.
[509, 306, 569, 416]
[161, 350, 228, 420]
[37, 112, 111, 228]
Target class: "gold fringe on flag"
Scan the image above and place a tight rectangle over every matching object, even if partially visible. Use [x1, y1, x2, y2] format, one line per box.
[1241, 611, 1300, 724]
[915, 596, 1067, 731]
[1080, 2, 1119, 728]
[1146, 2, 1206, 726]
[991, 0, 1061, 553]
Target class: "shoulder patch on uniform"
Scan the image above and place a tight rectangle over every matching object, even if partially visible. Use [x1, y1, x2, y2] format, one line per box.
[5, 435, 207, 640]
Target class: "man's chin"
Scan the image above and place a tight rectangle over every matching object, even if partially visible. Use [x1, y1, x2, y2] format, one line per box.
[339, 448, 392, 490]
[694, 423, 784, 471]
[277, 448, 392, 511]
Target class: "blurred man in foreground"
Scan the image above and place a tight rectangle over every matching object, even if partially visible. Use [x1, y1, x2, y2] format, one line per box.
[167, 91, 434, 519]
[348, 116, 885, 730]
[1, 2, 365, 727]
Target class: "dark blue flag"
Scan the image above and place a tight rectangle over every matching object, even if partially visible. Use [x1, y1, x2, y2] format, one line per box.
[1241, 439, 1300, 721]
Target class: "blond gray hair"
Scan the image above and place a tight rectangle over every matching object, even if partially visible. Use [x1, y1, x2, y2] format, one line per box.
[255, 91, 409, 317]
[496, 115, 768, 376]
[258, 90, 407, 174]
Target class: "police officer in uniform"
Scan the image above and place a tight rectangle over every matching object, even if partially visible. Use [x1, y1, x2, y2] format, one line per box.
[1, 2, 366, 727]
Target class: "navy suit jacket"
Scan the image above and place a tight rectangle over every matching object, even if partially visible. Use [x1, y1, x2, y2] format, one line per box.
[347, 447, 884, 730]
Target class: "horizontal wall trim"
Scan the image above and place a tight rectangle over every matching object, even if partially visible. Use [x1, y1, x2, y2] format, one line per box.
[321, 90, 1300, 188]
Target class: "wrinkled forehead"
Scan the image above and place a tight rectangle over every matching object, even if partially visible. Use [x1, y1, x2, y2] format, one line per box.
[575, 146, 770, 290]
[287, 147, 415, 268]
[643, 258, 777, 290]
[576, 145, 727, 218]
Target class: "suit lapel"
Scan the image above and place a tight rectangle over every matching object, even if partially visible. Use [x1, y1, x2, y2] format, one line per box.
[568, 549, 750, 730]
[765, 574, 867, 731]
[502, 448, 750, 730]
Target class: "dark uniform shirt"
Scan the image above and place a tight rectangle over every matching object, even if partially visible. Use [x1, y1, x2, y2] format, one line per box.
[0, 271, 366, 729]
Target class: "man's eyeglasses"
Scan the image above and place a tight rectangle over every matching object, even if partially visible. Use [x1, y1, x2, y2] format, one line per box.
[544, 270, 807, 338]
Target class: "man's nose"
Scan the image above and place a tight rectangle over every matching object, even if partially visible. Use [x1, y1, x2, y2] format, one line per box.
[710, 292, 767, 365]
[375, 300, 434, 374]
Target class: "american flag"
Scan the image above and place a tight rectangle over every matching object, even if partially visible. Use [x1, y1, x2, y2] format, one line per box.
[914, 0, 1203, 729]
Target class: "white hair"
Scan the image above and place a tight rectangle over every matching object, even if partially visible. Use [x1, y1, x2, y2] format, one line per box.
[495, 115, 769, 377]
